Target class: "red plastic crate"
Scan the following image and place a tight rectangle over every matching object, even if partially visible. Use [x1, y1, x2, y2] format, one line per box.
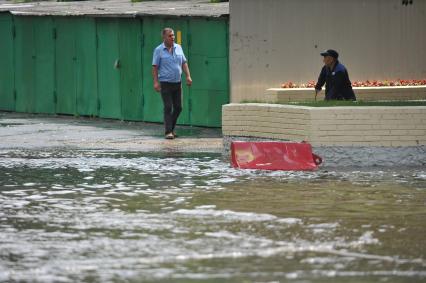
[231, 141, 322, 171]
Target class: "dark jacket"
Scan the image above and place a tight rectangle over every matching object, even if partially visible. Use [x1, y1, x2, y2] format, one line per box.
[315, 61, 356, 100]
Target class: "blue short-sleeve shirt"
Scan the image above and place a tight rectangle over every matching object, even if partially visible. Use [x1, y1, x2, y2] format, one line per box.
[152, 43, 187, 83]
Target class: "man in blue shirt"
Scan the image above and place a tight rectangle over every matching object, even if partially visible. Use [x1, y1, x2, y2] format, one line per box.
[152, 28, 192, 139]
[315, 49, 356, 101]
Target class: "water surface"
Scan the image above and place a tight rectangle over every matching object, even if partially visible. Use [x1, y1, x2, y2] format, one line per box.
[0, 150, 425, 282]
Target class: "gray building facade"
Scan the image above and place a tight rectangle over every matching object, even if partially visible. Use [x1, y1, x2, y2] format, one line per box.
[230, 0, 426, 102]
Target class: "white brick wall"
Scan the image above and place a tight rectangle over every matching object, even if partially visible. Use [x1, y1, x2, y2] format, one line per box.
[222, 104, 426, 147]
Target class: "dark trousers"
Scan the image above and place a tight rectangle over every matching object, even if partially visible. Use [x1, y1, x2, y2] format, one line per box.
[160, 82, 182, 135]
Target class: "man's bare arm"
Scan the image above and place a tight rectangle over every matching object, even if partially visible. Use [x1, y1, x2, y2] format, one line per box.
[152, 65, 161, 92]
[182, 63, 192, 86]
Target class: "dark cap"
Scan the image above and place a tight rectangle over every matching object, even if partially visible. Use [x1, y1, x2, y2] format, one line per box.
[320, 49, 339, 59]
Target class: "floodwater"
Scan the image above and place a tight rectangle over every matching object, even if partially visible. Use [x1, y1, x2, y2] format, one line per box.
[0, 149, 425, 283]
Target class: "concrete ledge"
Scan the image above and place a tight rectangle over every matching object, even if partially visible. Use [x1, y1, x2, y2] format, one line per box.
[222, 103, 426, 167]
[222, 103, 426, 147]
[266, 85, 426, 103]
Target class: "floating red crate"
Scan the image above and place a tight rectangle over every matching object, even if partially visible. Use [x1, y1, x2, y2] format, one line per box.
[231, 141, 322, 171]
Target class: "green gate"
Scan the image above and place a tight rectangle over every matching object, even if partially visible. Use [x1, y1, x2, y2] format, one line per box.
[119, 19, 143, 121]
[14, 16, 36, 113]
[3, 13, 229, 127]
[97, 18, 143, 120]
[55, 17, 98, 116]
[97, 18, 121, 119]
[14, 16, 55, 114]
[188, 18, 229, 127]
[0, 13, 15, 111]
[141, 17, 165, 123]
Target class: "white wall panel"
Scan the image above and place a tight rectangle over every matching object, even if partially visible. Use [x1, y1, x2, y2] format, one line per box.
[230, 0, 426, 102]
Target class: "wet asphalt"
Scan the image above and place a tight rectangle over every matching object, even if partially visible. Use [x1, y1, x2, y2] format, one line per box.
[0, 112, 223, 153]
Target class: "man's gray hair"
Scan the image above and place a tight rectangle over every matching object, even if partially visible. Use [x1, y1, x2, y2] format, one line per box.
[162, 27, 174, 37]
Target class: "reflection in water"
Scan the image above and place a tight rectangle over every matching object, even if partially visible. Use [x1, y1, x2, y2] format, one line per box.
[0, 150, 425, 283]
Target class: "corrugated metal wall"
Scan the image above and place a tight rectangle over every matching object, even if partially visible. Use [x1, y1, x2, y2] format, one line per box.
[14, 16, 56, 114]
[190, 18, 229, 126]
[229, 0, 426, 102]
[96, 18, 144, 120]
[0, 13, 229, 127]
[0, 13, 15, 111]
[55, 17, 98, 117]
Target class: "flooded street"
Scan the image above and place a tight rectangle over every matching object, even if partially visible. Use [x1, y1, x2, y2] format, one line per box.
[1, 149, 425, 283]
[0, 113, 425, 282]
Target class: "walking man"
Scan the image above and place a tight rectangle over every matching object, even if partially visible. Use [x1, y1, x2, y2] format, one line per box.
[315, 49, 356, 101]
[152, 28, 192, 139]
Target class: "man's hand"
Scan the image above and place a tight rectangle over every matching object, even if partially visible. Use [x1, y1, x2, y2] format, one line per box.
[314, 89, 320, 101]
[182, 63, 192, 87]
[154, 81, 161, 92]
[152, 66, 161, 92]
[186, 76, 192, 87]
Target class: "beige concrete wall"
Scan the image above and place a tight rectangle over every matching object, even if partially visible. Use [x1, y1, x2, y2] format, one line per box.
[265, 86, 426, 103]
[230, 0, 426, 102]
[222, 104, 426, 146]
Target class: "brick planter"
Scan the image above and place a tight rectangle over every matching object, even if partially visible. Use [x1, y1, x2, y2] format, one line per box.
[265, 85, 426, 103]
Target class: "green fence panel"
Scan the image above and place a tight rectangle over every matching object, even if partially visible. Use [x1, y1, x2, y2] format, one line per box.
[10, 15, 229, 126]
[14, 16, 35, 113]
[190, 89, 228, 127]
[189, 18, 227, 58]
[56, 17, 98, 116]
[0, 13, 15, 111]
[190, 55, 228, 91]
[33, 17, 55, 114]
[189, 18, 229, 127]
[142, 17, 165, 123]
[55, 18, 76, 114]
[15, 16, 55, 114]
[119, 19, 143, 121]
[75, 18, 98, 117]
[97, 18, 121, 119]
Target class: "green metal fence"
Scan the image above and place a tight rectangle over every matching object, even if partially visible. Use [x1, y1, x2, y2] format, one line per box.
[55, 17, 98, 116]
[14, 16, 56, 114]
[189, 18, 229, 127]
[97, 18, 144, 121]
[0, 13, 15, 111]
[142, 17, 164, 124]
[0, 13, 229, 127]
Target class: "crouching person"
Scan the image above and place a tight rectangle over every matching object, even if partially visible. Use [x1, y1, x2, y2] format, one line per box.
[315, 49, 356, 101]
